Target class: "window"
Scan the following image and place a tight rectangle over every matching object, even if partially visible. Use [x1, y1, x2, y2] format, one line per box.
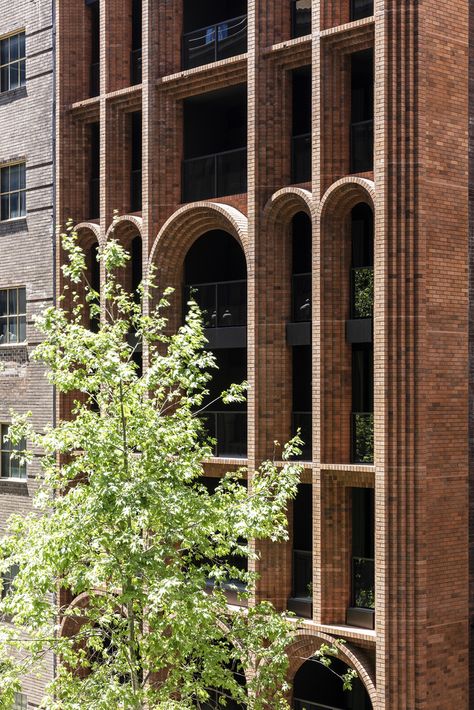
[0, 287, 26, 344]
[0, 32, 25, 93]
[1, 424, 26, 479]
[13, 692, 27, 710]
[1, 564, 19, 599]
[1, 163, 26, 220]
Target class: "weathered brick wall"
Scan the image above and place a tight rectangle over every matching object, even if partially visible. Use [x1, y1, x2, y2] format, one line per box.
[0, 0, 54, 704]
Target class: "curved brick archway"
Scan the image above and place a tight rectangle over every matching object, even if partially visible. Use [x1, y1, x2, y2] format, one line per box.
[105, 214, 143, 247]
[263, 187, 314, 224]
[75, 222, 102, 247]
[319, 177, 375, 220]
[287, 631, 376, 708]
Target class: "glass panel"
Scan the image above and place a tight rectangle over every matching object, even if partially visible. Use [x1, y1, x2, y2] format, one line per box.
[19, 190, 26, 216]
[0, 318, 6, 344]
[8, 318, 18, 343]
[352, 557, 375, 608]
[292, 0, 312, 38]
[10, 456, 20, 478]
[351, 267, 373, 318]
[1, 450, 10, 477]
[351, 0, 374, 20]
[1, 166, 9, 193]
[9, 191, 19, 219]
[182, 156, 215, 202]
[0, 65, 8, 92]
[18, 316, 26, 342]
[352, 412, 374, 463]
[215, 411, 247, 457]
[0, 291, 7, 316]
[183, 26, 216, 70]
[19, 59, 26, 86]
[351, 120, 374, 173]
[18, 163, 25, 189]
[18, 288, 26, 314]
[9, 35, 19, 61]
[292, 273, 311, 322]
[9, 63, 19, 90]
[217, 281, 246, 327]
[292, 133, 311, 183]
[19, 33, 25, 59]
[0, 38, 8, 65]
[1, 194, 9, 220]
[8, 288, 17, 315]
[186, 284, 216, 328]
[9, 164, 20, 191]
[216, 148, 247, 197]
[216, 15, 247, 61]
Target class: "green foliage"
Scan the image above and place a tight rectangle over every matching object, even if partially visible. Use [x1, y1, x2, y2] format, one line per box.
[0, 224, 356, 708]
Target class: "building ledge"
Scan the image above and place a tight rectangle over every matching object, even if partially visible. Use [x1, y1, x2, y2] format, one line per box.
[158, 54, 247, 99]
[321, 15, 375, 40]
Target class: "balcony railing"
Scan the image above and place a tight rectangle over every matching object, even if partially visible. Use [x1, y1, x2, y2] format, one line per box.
[182, 15, 248, 70]
[130, 169, 142, 212]
[130, 48, 142, 85]
[90, 62, 100, 97]
[294, 701, 341, 710]
[292, 412, 312, 461]
[184, 280, 247, 328]
[351, 412, 374, 464]
[352, 556, 375, 609]
[351, 266, 373, 319]
[292, 273, 311, 322]
[182, 147, 247, 202]
[351, 119, 374, 173]
[350, 0, 374, 20]
[291, 0, 312, 38]
[89, 177, 100, 219]
[292, 133, 311, 183]
[202, 411, 247, 458]
[292, 549, 312, 599]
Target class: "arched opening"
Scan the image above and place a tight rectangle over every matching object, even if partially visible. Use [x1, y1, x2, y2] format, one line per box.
[293, 656, 372, 709]
[184, 230, 247, 458]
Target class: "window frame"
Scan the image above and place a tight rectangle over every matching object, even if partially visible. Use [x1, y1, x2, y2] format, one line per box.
[12, 691, 28, 710]
[0, 30, 26, 94]
[0, 161, 27, 221]
[0, 423, 27, 480]
[0, 286, 27, 345]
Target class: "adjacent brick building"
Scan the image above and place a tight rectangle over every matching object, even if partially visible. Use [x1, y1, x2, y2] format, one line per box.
[0, 0, 55, 707]
[0, 0, 471, 707]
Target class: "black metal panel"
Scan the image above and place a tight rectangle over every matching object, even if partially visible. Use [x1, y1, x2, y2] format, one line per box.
[286, 321, 311, 346]
[346, 317, 372, 343]
[346, 606, 375, 630]
[287, 597, 313, 619]
[204, 326, 246, 349]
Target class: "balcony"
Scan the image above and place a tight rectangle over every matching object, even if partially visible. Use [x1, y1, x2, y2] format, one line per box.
[351, 119, 374, 173]
[182, 147, 247, 202]
[351, 0, 374, 20]
[182, 14, 247, 70]
[291, 0, 312, 38]
[130, 169, 142, 212]
[288, 549, 312, 619]
[347, 556, 375, 629]
[185, 280, 246, 328]
[130, 48, 142, 85]
[90, 62, 100, 97]
[351, 412, 374, 464]
[292, 133, 311, 183]
[292, 412, 312, 461]
[202, 410, 247, 458]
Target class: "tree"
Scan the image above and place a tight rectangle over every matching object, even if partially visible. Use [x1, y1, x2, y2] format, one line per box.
[0, 222, 356, 709]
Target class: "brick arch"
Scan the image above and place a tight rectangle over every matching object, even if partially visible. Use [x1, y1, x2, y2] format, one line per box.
[75, 222, 102, 248]
[318, 177, 375, 220]
[105, 215, 143, 248]
[287, 631, 376, 708]
[263, 187, 314, 225]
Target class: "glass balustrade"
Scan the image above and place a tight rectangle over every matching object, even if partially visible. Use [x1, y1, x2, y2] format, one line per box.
[184, 280, 246, 329]
[183, 147, 247, 202]
[182, 15, 248, 70]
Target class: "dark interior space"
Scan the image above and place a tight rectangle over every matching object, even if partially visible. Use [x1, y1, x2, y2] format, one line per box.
[184, 231, 246, 284]
[293, 656, 372, 709]
[183, 0, 247, 33]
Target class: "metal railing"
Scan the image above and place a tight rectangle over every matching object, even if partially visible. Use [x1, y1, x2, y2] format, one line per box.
[292, 133, 311, 183]
[182, 14, 247, 70]
[89, 177, 100, 219]
[202, 411, 247, 458]
[292, 549, 312, 598]
[182, 146, 247, 202]
[291, 0, 312, 38]
[292, 273, 311, 322]
[351, 412, 374, 464]
[352, 556, 375, 609]
[351, 119, 373, 173]
[292, 412, 312, 461]
[130, 48, 142, 85]
[184, 280, 247, 328]
[350, 0, 374, 20]
[130, 169, 142, 212]
[350, 266, 373, 319]
[90, 62, 100, 97]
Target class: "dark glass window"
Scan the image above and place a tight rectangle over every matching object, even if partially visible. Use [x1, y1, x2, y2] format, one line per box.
[351, 49, 374, 173]
[351, 203, 373, 319]
[0, 163, 26, 220]
[292, 346, 312, 460]
[292, 66, 311, 183]
[0, 424, 26, 479]
[351, 0, 374, 21]
[131, 0, 142, 84]
[0, 287, 26, 344]
[0, 32, 25, 93]
[292, 484, 312, 598]
[352, 487, 375, 609]
[89, 1, 100, 96]
[130, 112, 142, 211]
[89, 122, 100, 218]
[182, 0, 247, 70]
[291, 0, 311, 38]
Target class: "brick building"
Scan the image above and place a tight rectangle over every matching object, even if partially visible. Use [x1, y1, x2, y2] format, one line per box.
[0, 0, 470, 707]
[0, 0, 55, 707]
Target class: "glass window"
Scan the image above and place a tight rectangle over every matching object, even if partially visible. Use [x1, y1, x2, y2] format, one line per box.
[13, 692, 28, 710]
[0, 32, 26, 93]
[1, 564, 19, 599]
[0, 163, 26, 220]
[0, 287, 26, 344]
[0, 423, 26, 479]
